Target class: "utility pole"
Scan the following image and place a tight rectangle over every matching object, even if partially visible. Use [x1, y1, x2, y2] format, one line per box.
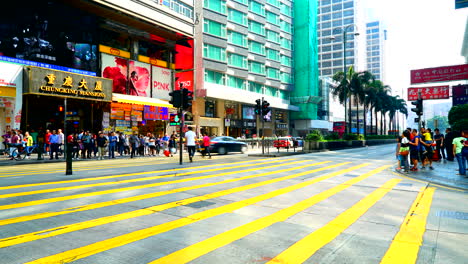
[64, 98, 72, 175]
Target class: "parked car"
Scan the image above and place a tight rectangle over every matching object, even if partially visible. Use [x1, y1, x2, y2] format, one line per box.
[273, 136, 294, 149]
[292, 137, 304, 147]
[208, 136, 248, 155]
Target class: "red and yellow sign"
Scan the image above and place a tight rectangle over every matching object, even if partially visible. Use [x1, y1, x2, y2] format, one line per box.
[99, 44, 130, 59]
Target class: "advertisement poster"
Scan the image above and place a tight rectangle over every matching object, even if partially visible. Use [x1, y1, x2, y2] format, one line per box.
[101, 54, 151, 97]
[242, 106, 255, 120]
[102, 112, 110, 128]
[144, 106, 169, 120]
[152, 66, 172, 100]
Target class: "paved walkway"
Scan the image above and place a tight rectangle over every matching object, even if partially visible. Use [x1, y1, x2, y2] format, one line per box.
[395, 159, 468, 191]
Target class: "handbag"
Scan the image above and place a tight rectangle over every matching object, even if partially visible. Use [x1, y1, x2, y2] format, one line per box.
[399, 146, 409, 156]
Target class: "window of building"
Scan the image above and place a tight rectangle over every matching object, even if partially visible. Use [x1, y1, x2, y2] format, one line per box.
[321, 14, 331, 20]
[266, 48, 280, 61]
[205, 70, 225, 85]
[343, 9, 353, 17]
[266, 0, 280, 7]
[203, 44, 226, 62]
[280, 20, 292, 33]
[232, 0, 247, 5]
[332, 20, 342, 27]
[265, 86, 276, 96]
[333, 60, 342, 66]
[280, 72, 292, 83]
[170, 0, 194, 19]
[322, 69, 332, 75]
[322, 30, 331, 36]
[279, 90, 289, 99]
[266, 11, 279, 24]
[372, 51, 380, 56]
[280, 2, 292, 16]
[345, 50, 354, 57]
[248, 40, 265, 55]
[333, 52, 342, 58]
[228, 8, 248, 26]
[332, 43, 342, 50]
[203, 19, 226, 38]
[332, 12, 342, 19]
[280, 37, 292, 50]
[322, 45, 332, 52]
[322, 53, 332, 60]
[321, 61, 332, 68]
[321, 6, 331, 13]
[321, 22, 331, 29]
[248, 81, 263, 93]
[322, 0, 331, 5]
[228, 53, 248, 68]
[332, 0, 342, 3]
[332, 3, 342, 11]
[249, 0, 265, 16]
[266, 67, 280, 79]
[344, 18, 354, 25]
[248, 61, 265, 74]
[227, 75, 245, 89]
[204, 0, 226, 14]
[204, 100, 216, 117]
[266, 29, 280, 43]
[228, 30, 247, 47]
[343, 1, 354, 9]
[248, 20, 265, 35]
[280, 55, 292, 67]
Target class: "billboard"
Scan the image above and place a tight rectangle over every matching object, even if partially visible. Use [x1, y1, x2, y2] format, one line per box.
[407, 86, 450, 101]
[452, 84, 468, 106]
[410, 64, 468, 84]
[152, 66, 172, 100]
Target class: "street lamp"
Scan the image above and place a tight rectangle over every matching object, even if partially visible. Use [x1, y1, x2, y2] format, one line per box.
[330, 24, 359, 134]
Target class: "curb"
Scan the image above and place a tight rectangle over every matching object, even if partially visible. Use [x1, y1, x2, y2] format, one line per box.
[392, 166, 468, 192]
[248, 152, 305, 157]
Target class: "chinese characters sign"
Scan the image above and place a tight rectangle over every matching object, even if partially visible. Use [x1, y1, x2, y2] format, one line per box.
[407, 86, 450, 101]
[144, 105, 169, 121]
[410, 64, 468, 84]
[452, 84, 468, 106]
[25, 67, 112, 101]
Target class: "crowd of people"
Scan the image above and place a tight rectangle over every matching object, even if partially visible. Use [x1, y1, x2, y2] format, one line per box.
[397, 127, 468, 177]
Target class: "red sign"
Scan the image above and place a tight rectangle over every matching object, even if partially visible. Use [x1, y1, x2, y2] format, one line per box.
[407, 86, 450, 101]
[410, 64, 468, 84]
[452, 84, 468, 106]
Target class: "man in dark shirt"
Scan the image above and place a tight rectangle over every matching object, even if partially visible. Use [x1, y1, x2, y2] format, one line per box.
[433, 128, 445, 160]
[444, 128, 455, 161]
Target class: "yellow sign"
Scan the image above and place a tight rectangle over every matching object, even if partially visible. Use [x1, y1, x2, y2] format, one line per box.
[0, 87, 16, 97]
[138, 55, 169, 68]
[99, 44, 130, 59]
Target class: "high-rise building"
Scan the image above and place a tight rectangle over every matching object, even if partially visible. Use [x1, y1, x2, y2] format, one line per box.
[194, 0, 298, 138]
[366, 21, 386, 82]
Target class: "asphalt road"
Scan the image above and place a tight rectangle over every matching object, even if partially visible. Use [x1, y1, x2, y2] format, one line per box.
[0, 144, 467, 264]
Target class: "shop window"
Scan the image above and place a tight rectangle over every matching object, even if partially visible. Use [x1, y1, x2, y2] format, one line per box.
[205, 100, 216, 117]
[138, 40, 169, 62]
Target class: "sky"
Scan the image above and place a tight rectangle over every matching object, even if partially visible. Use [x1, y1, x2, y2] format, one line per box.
[361, 0, 468, 93]
[360, 0, 468, 125]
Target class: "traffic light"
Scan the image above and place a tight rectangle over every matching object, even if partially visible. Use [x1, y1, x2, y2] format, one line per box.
[254, 99, 261, 115]
[414, 117, 420, 123]
[169, 90, 182, 108]
[411, 98, 423, 116]
[58, 105, 64, 112]
[261, 100, 271, 116]
[182, 88, 193, 110]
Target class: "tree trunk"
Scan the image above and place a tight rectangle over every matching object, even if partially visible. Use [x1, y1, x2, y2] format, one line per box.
[356, 97, 359, 135]
[374, 109, 378, 135]
[348, 96, 352, 135]
[380, 112, 383, 135]
[364, 104, 367, 138]
[369, 107, 373, 136]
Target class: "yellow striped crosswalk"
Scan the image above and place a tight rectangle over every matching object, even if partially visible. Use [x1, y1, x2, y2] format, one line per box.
[0, 157, 438, 264]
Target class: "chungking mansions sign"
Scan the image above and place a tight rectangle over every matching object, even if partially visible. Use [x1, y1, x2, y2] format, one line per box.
[24, 66, 112, 101]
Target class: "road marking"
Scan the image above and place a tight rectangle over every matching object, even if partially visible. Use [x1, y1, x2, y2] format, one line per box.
[0, 159, 290, 197]
[389, 170, 466, 193]
[266, 178, 402, 264]
[380, 186, 435, 264]
[148, 165, 391, 264]
[0, 160, 305, 210]
[0, 155, 255, 177]
[0, 161, 336, 247]
[25, 163, 371, 264]
[0, 158, 278, 188]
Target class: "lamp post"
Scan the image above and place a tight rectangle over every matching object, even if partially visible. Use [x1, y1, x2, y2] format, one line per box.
[331, 24, 359, 134]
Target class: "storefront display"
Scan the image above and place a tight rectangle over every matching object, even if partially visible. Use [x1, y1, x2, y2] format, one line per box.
[0, 62, 23, 138]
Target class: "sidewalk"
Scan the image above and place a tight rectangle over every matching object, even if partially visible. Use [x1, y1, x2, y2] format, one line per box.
[395, 159, 468, 191]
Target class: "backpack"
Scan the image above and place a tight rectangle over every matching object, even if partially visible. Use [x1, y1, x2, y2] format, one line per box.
[462, 145, 468, 158]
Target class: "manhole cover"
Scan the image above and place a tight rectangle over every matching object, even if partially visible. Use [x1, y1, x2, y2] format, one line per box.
[183, 201, 216, 209]
[436, 211, 468, 220]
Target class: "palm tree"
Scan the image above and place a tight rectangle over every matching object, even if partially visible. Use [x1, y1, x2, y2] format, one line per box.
[331, 67, 354, 133]
[367, 80, 390, 135]
[352, 71, 374, 136]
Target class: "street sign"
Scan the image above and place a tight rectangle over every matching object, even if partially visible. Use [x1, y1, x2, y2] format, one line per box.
[410, 64, 468, 84]
[407, 86, 449, 101]
[452, 84, 468, 106]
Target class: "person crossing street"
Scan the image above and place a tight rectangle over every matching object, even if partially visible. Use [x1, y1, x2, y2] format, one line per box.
[185, 127, 196, 162]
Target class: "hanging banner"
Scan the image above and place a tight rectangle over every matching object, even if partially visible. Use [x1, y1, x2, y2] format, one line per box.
[410, 64, 468, 84]
[152, 66, 172, 100]
[407, 86, 450, 101]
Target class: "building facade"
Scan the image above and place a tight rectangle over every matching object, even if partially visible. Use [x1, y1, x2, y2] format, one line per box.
[0, 0, 195, 138]
[194, 0, 297, 138]
[365, 21, 386, 82]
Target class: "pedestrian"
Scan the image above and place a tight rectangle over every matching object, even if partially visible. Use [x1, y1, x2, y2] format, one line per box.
[81, 131, 92, 159]
[71, 133, 80, 160]
[444, 128, 455, 161]
[24, 131, 34, 159]
[108, 132, 117, 159]
[129, 132, 139, 158]
[49, 130, 60, 160]
[139, 135, 145, 156]
[433, 128, 445, 161]
[44, 129, 51, 155]
[408, 129, 421, 171]
[148, 133, 156, 156]
[397, 130, 410, 173]
[168, 134, 177, 157]
[420, 128, 434, 170]
[57, 129, 65, 156]
[453, 130, 467, 177]
[185, 127, 196, 162]
[2, 130, 11, 150]
[202, 132, 211, 159]
[116, 132, 124, 156]
[96, 133, 108, 160]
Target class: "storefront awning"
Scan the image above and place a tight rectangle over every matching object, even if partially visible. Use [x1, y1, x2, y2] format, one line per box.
[112, 93, 174, 108]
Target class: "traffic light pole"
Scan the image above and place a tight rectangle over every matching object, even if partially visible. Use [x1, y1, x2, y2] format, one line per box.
[262, 97, 265, 155]
[179, 94, 184, 165]
[417, 91, 422, 132]
[64, 98, 72, 175]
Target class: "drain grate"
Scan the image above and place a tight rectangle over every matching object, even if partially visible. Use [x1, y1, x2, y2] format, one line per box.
[343, 174, 359, 178]
[397, 183, 413, 187]
[183, 201, 216, 209]
[435, 210, 468, 220]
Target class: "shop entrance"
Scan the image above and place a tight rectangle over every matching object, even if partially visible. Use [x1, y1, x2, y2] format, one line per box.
[23, 95, 108, 134]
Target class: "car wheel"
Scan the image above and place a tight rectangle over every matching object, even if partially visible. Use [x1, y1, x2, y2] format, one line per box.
[241, 146, 247, 154]
[218, 147, 227, 155]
